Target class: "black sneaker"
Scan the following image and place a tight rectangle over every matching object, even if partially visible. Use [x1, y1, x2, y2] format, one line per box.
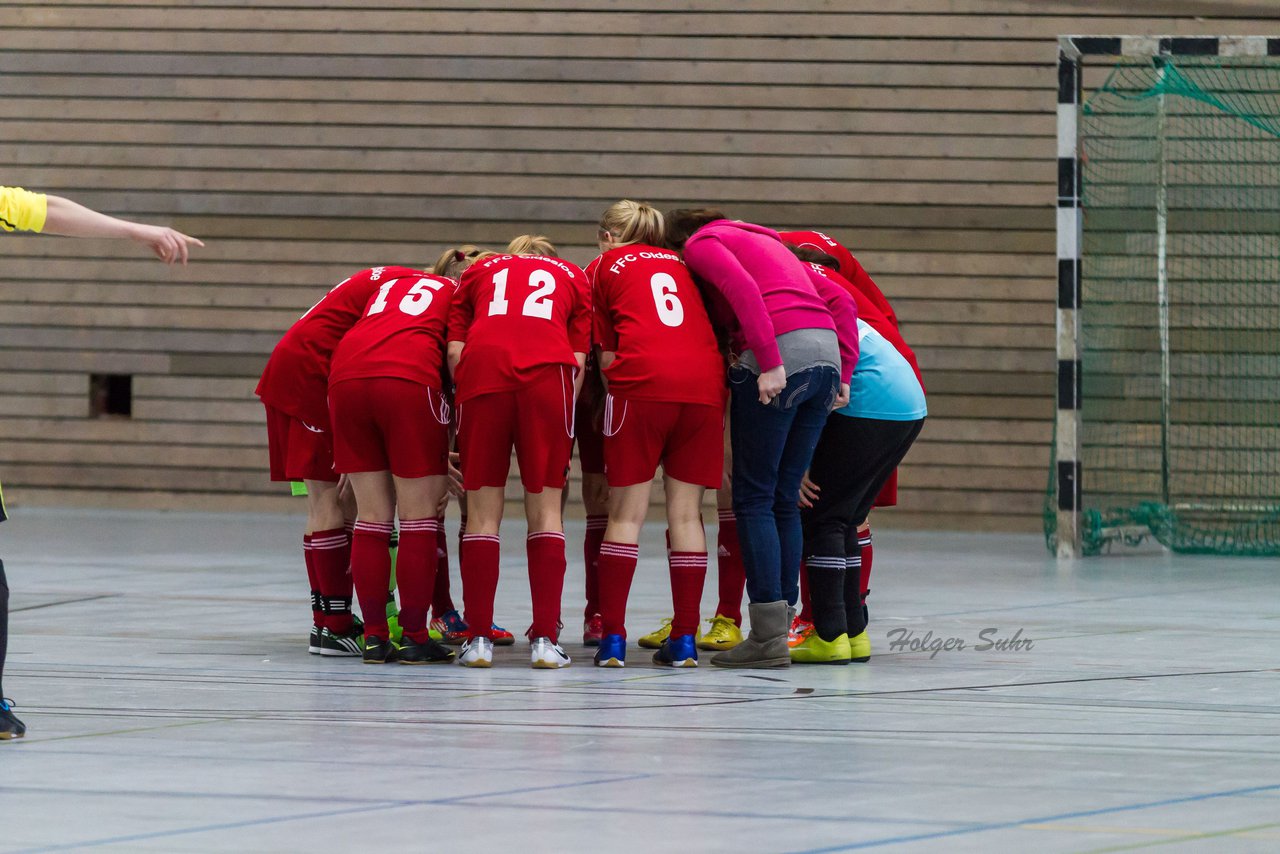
[308, 625, 322, 655]
[0, 699, 26, 740]
[397, 636, 455, 665]
[362, 635, 398, 664]
[318, 627, 364, 657]
[652, 634, 699, 668]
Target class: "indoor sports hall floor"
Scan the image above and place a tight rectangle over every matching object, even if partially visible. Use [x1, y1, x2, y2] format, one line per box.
[1, 508, 1278, 853]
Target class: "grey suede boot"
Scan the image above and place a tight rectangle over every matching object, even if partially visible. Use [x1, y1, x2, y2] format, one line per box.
[710, 600, 790, 668]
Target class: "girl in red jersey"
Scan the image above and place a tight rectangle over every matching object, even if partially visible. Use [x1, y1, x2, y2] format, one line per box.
[328, 268, 459, 664]
[573, 355, 610, 646]
[447, 236, 590, 669]
[589, 201, 728, 668]
[778, 230, 898, 328]
[416, 245, 517, 648]
[257, 266, 424, 657]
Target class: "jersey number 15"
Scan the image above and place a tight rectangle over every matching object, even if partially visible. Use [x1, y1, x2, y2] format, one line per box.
[368, 277, 447, 317]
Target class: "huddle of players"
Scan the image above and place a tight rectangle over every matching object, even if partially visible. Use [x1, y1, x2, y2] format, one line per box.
[255, 200, 925, 669]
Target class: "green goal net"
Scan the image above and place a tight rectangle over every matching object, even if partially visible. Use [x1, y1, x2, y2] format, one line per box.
[1047, 55, 1280, 555]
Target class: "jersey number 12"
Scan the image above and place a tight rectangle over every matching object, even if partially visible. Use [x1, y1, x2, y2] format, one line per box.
[488, 268, 556, 319]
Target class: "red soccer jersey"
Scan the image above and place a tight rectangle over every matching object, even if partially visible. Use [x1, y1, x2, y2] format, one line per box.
[256, 266, 421, 429]
[778, 230, 900, 329]
[806, 262, 924, 390]
[328, 271, 454, 391]
[590, 244, 726, 406]
[447, 253, 590, 402]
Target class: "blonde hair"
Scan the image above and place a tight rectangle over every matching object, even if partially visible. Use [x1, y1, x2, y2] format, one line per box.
[507, 234, 557, 257]
[599, 199, 664, 248]
[431, 244, 491, 279]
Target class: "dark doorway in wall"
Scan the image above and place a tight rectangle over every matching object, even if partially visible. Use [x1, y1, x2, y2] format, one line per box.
[90, 373, 133, 418]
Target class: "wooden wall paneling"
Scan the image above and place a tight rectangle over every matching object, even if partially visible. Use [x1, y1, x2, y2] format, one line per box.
[3, 1, 1275, 529]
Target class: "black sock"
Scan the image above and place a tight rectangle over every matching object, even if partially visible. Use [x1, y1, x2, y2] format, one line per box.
[0, 559, 9, 697]
[844, 546, 867, 637]
[804, 556, 847, 642]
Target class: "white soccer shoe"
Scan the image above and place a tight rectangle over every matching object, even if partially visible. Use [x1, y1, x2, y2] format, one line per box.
[457, 636, 494, 668]
[530, 637, 571, 669]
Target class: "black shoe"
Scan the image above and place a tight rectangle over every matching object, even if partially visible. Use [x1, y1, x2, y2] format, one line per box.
[397, 636, 455, 665]
[362, 636, 398, 664]
[0, 699, 26, 740]
[652, 634, 699, 668]
[318, 627, 364, 657]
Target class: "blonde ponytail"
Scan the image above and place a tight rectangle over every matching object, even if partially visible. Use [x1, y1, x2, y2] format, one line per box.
[431, 244, 493, 279]
[507, 234, 557, 257]
[599, 200, 664, 248]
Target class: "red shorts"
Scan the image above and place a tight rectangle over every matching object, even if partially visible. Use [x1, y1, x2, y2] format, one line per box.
[602, 395, 724, 489]
[329, 377, 450, 478]
[874, 468, 898, 507]
[458, 364, 575, 492]
[265, 403, 336, 483]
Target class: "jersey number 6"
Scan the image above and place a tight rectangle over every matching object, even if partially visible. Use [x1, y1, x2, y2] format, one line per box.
[651, 272, 684, 327]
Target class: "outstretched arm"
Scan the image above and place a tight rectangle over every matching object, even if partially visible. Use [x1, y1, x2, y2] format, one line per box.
[42, 194, 203, 265]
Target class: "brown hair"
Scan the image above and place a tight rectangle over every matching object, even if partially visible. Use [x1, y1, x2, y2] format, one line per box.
[599, 200, 665, 248]
[431, 244, 492, 279]
[664, 208, 727, 249]
[507, 234, 557, 257]
[786, 243, 841, 272]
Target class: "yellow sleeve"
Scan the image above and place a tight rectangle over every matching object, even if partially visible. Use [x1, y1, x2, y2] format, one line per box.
[0, 185, 49, 233]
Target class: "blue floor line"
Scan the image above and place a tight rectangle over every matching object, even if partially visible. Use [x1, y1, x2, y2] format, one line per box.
[787, 781, 1280, 853]
[8, 773, 653, 853]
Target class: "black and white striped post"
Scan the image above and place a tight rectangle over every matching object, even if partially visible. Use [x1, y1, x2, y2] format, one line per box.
[1053, 35, 1275, 558]
[1055, 39, 1083, 559]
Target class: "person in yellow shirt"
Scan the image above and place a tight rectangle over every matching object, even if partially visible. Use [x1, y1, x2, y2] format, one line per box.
[1, 184, 202, 740]
[1, 184, 202, 264]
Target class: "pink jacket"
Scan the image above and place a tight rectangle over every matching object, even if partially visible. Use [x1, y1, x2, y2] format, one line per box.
[682, 220, 858, 383]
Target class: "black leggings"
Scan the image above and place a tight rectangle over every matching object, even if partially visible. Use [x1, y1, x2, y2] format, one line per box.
[0, 559, 8, 697]
[801, 416, 924, 640]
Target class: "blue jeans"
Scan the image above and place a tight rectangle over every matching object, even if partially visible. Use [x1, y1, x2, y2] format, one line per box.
[728, 364, 839, 605]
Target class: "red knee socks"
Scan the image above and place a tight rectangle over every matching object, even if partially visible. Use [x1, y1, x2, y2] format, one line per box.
[715, 510, 746, 625]
[527, 531, 566, 640]
[584, 514, 607, 617]
[303, 534, 322, 627]
[311, 527, 355, 634]
[669, 551, 707, 639]
[798, 558, 813, 623]
[349, 521, 393, 639]
[432, 527, 455, 619]
[859, 528, 873, 598]
[396, 518, 439, 642]
[430, 514, 459, 619]
[460, 533, 500, 639]
[597, 541, 639, 638]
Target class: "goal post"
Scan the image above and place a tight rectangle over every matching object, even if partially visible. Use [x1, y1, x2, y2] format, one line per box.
[1050, 35, 1280, 558]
